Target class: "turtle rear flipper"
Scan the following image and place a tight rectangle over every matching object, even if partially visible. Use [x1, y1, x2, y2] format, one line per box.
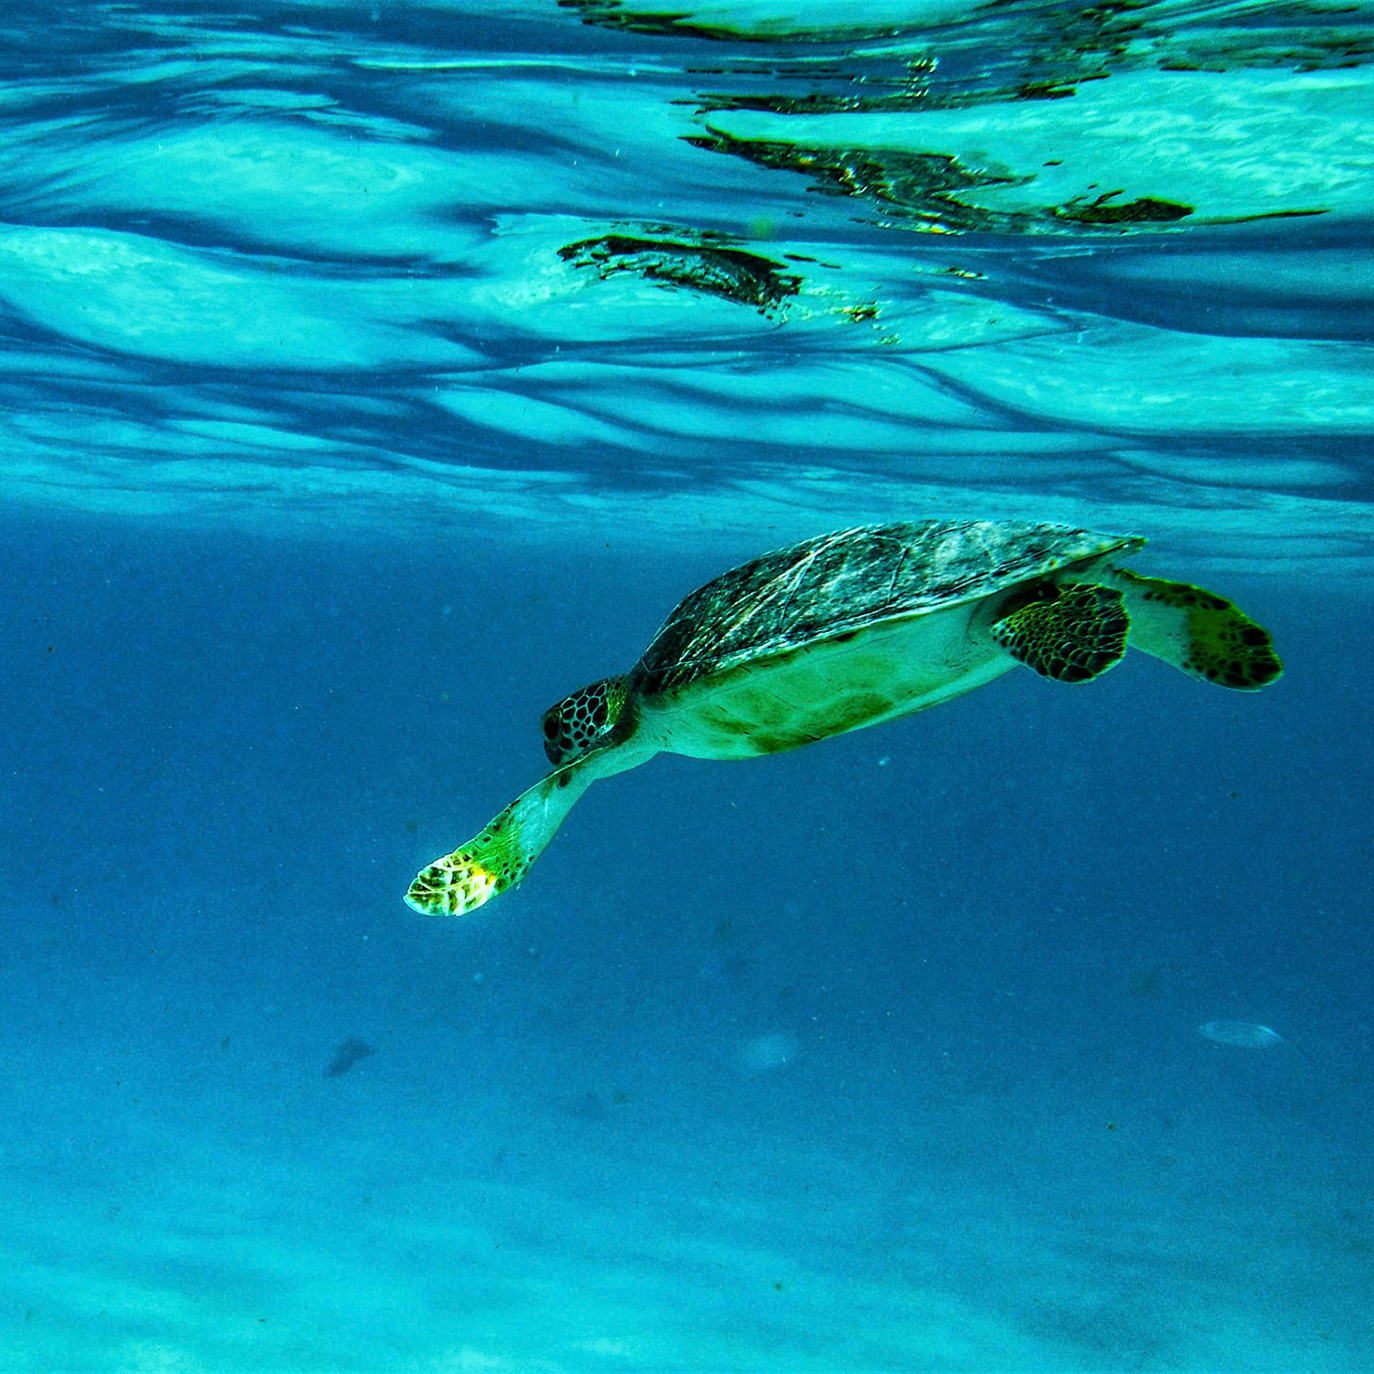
[1111, 569, 1282, 690]
[991, 583, 1129, 683]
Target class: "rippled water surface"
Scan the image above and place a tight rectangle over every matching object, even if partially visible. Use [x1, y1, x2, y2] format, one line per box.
[2, 2, 1372, 1370]
[4, 0, 1373, 561]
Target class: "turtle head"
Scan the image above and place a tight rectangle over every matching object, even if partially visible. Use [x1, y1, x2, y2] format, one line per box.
[541, 675, 632, 765]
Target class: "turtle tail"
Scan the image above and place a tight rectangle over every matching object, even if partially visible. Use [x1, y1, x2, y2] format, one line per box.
[1110, 568, 1283, 690]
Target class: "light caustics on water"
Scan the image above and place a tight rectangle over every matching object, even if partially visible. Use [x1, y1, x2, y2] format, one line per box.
[737, 1031, 801, 1075]
[1197, 1020, 1289, 1050]
[1198, 1020, 1329, 1075]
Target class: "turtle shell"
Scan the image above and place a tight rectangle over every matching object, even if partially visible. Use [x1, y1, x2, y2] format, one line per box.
[631, 519, 1142, 698]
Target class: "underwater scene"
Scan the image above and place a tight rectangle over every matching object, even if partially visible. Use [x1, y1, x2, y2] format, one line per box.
[1, 1, 1372, 1369]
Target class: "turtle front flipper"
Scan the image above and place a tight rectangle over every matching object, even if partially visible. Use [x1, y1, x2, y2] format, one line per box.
[406, 793, 537, 916]
[991, 583, 1129, 683]
[406, 737, 657, 917]
[1110, 569, 1282, 690]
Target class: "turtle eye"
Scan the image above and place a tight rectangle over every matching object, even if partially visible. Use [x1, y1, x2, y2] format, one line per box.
[540, 698, 576, 764]
[541, 690, 599, 766]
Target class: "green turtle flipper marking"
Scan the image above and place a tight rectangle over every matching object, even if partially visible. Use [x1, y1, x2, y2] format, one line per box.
[991, 583, 1129, 683]
[1110, 569, 1283, 689]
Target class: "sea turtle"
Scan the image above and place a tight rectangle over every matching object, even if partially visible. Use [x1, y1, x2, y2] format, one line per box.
[406, 518, 1281, 917]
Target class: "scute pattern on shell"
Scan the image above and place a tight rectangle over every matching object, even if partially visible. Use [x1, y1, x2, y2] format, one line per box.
[633, 519, 1141, 697]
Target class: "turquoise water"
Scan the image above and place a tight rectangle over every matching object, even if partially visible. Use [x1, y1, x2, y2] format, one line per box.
[2, 3, 1372, 1369]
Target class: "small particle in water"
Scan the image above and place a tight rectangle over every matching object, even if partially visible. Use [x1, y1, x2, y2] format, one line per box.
[562, 1089, 609, 1123]
[1198, 1020, 1286, 1049]
[325, 1037, 375, 1077]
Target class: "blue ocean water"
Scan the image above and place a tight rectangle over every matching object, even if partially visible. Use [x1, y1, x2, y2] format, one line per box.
[2, 3, 1372, 1370]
